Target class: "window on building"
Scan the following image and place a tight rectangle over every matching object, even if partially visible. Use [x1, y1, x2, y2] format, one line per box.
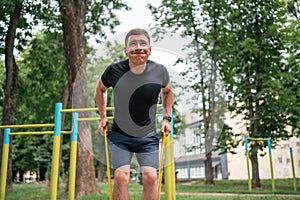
[177, 168, 188, 179]
[278, 157, 282, 164]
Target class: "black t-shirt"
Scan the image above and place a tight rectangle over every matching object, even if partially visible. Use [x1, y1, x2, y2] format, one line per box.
[101, 59, 169, 137]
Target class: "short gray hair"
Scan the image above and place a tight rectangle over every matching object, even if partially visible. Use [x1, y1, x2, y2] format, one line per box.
[125, 28, 150, 46]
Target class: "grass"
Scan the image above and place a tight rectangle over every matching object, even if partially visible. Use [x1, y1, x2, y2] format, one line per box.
[5, 179, 300, 200]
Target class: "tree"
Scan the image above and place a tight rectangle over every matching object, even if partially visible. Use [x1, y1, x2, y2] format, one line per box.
[1, 0, 22, 191]
[218, 0, 299, 188]
[0, 0, 61, 190]
[13, 31, 67, 182]
[58, 0, 129, 198]
[148, 0, 235, 185]
[1, 0, 129, 196]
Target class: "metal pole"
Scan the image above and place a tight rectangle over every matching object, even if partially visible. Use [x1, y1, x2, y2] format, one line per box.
[158, 132, 166, 200]
[290, 147, 297, 191]
[244, 136, 252, 191]
[0, 128, 10, 200]
[104, 128, 113, 200]
[267, 137, 275, 191]
[68, 113, 78, 200]
[50, 103, 62, 200]
[165, 110, 176, 200]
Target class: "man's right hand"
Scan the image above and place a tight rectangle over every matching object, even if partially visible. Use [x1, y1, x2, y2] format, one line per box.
[98, 119, 108, 135]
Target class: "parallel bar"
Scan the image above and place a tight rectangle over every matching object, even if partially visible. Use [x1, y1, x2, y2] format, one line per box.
[268, 137, 275, 191]
[104, 128, 113, 200]
[165, 110, 176, 200]
[0, 123, 54, 129]
[61, 107, 114, 113]
[50, 103, 62, 200]
[69, 113, 78, 200]
[244, 136, 252, 191]
[158, 132, 167, 200]
[0, 128, 10, 200]
[248, 137, 268, 141]
[77, 116, 114, 122]
[10, 131, 53, 135]
[9, 131, 71, 136]
[290, 147, 297, 191]
[61, 104, 162, 113]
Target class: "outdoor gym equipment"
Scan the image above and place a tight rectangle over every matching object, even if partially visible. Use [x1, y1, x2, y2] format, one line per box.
[244, 136, 275, 191]
[0, 102, 177, 200]
[158, 131, 167, 200]
[103, 127, 113, 200]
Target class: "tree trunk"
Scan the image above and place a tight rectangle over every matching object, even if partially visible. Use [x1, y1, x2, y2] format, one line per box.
[0, 1, 22, 192]
[250, 143, 261, 188]
[59, 0, 100, 198]
[97, 154, 105, 182]
[204, 152, 214, 185]
[39, 166, 47, 181]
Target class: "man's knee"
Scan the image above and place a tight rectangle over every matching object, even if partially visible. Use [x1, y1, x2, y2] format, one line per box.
[114, 170, 130, 185]
[142, 172, 157, 185]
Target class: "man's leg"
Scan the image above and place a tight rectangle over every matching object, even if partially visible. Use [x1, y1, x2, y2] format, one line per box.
[113, 165, 130, 200]
[141, 166, 158, 200]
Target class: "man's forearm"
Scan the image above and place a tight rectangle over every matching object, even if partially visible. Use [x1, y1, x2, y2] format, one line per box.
[162, 83, 173, 116]
[95, 81, 108, 120]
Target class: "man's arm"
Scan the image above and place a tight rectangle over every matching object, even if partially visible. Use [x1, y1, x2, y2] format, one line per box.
[161, 81, 173, 135]
[95, 79, 109, 132]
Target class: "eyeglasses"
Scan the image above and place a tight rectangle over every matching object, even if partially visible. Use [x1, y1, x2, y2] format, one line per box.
[127, 40, 150, 48]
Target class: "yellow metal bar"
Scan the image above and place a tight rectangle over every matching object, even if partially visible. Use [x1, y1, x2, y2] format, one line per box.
[77, 116, 114, 122]
[50, 136, 61, 200]
[104, 128, 113, 200]
[246, 153, 252, 191]
[158, 132, 167, 200]
[61, 107, 114, 113]
[69, 113, 78, 200]
[61, 104, 162, 113]
[164, 136, 176, 200]
[69, 141, 77, 200]
[0, 129, 10, 200]
[248, 137, 268, 141]
[61, 131, 72, 134]
[290, 148, 297, 191]
[9, 131, 54, 135]
[0, 123, 54, 129]
[269, 153, 275, 191]
[9, 130, 71, 135]
[0, 143, 9, 200]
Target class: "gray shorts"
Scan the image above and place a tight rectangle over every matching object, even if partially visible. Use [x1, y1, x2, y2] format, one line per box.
[107, 131, 159, 169]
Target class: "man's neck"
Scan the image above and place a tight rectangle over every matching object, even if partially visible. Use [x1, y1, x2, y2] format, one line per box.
[129, 62, 147, 74]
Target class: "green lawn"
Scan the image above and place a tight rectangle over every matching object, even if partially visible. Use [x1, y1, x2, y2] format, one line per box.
[5, 179, 300, 200]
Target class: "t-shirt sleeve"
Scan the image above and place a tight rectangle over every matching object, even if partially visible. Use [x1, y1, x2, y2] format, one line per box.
[101, 66, 112, 88]
[162, 66, 170, 88]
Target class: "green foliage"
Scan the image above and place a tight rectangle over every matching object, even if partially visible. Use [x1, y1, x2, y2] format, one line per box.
[218, 0, 299, 145]
[13, 31, 67, 176]
[148, 0, 237, 155]
[85, 1, 130, 42]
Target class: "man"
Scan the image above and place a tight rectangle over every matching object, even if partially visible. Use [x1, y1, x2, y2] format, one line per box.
[95, 28, 173, 200]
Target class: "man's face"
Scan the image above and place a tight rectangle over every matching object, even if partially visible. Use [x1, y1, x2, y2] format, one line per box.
[124, 34, 151, 66]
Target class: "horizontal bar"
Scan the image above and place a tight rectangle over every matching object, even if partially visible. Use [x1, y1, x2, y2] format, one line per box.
[0, 123, 54, 129]
[77, 116, 114, 122]
[61, 104, 163, 113]
[248, 137, 268, 141]
[9, 130, 72, 136]
[61, 107, 114, 113]
[10, 131, 54, 135]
